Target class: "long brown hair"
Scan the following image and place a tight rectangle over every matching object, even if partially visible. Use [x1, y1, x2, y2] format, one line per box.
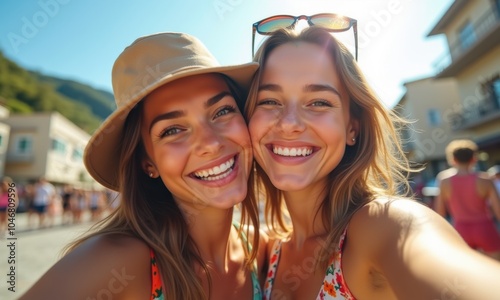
[245, 27, 413, 260]
[67, 75, 260, 299]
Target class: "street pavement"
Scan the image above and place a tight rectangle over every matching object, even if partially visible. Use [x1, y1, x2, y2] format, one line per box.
[0, 212, 95, 300]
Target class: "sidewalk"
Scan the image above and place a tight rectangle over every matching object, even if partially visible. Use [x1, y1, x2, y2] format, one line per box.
[9, 209, 96, 235]
[1, 217, 95, 299]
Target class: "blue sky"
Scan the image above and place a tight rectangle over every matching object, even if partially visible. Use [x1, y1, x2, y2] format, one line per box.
[0, 0, 453, 108]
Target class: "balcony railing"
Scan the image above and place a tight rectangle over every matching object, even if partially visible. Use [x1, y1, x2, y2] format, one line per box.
[433, 8, 500, 73]
[449, 94, 500, 130]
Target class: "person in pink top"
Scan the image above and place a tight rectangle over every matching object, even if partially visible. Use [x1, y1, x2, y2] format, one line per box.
[436, 139, 500, 260]
[0, 177, 15, 237]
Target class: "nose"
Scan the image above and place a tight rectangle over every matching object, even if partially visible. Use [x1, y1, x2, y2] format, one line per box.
[194, 125, 223, 156]
[276, 104, 305, 135]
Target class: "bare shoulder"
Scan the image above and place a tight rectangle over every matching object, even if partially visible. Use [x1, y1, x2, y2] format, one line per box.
[477, 171, 492, 179]
[347, 199, 500, 299]
[436, 168, 456, 181]
[476, 172, 495, 184]
[348, 197, 464, 257]
[74, 234, 150, 266]
[351, 197, 439, 227]
[82, 233, 150, 254]
[20, 234, 151, 300]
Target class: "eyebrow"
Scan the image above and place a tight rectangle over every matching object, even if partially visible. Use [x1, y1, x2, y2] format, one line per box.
[148, 91, 233, 133]
[205, 91, 232, 109]
[303, 84, 341, 97]
[259, 83, 341, 97]
[259, 83, 282, 92]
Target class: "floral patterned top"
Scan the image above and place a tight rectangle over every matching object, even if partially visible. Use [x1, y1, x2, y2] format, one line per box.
[150, 224, 261, 300]
[150, 249, 163, 300]
[263, 229, 355, 300]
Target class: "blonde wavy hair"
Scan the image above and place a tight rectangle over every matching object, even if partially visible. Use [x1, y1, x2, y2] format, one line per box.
[245, 27, 413, 260]
[66, 75, 260, 300]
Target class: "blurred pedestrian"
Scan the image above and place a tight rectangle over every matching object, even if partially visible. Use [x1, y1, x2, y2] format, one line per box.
[61, 184, 74, 225]
[488, 165, 500, 195]
[89, 189, 104, 222]
[31, 177, 56, 228]
[70, 188, 86, 224]
[0, 177, 15, 237]
[24, 183, 36, 227]
[435, 139, 500, 260]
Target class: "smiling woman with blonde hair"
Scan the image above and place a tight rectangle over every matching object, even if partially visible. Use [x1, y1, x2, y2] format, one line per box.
[246, 21, 500, 299]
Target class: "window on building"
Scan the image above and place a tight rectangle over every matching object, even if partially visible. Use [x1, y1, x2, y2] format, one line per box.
[51, 138, 66, 154]
[72, 148, 83, 161]
[493, 77, 500, 107]
[459, 21, 476, 50]
[16, 136, 32, 154]
[482, 74, 500, 109]
[427, 109, 442, 127]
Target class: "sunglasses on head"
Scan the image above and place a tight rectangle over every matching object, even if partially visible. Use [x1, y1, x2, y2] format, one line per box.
[252, 13, 358, 60]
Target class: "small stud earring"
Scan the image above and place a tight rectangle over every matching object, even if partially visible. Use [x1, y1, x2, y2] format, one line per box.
[149, 172, 153, 178]
[352, 137, 356, 143]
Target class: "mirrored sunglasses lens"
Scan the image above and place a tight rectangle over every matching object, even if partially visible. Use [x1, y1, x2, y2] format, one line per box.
[257, 17, 296, 33]
[311, 16, 351, 30]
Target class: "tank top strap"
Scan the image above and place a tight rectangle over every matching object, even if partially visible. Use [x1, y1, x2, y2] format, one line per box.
[263, 239, 283, 300]
[150, 248, 164, 300]
[317, 227, 356, 299]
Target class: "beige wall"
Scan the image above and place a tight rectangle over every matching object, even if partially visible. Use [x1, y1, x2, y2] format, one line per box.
[4, 112, 92, 186]
[0, 105, 11, 177]
[456, 47, 500, 100]
[0, 123, 10, 177]
[46, 112, 91, 185]
[4, 114, 51, 180]
[401, 77, 468, 162]
[0, 105, 9, 119]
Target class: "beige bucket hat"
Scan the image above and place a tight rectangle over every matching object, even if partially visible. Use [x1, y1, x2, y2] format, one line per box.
[84, 32, 259, 191]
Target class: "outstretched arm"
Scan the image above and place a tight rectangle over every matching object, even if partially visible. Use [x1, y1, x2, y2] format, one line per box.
[19, 235, 151, 300]
[350, 198, 500, 300]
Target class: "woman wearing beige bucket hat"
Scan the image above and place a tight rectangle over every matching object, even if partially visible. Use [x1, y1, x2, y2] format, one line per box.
[20, 32, 265, 300]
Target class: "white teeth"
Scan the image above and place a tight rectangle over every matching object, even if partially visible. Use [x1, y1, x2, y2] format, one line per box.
[273, 146, 313, 157]
[194, 158, 235, 179]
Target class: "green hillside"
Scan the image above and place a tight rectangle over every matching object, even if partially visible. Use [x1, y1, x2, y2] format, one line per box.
[0, 51, 115, 133]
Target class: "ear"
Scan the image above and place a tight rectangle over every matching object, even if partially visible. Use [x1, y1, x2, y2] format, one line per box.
[347, 117, 360, 146]
[141, 159, 159, 178]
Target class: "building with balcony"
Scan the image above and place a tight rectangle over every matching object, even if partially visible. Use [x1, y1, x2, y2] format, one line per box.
[428, 0, 500, 166]
[395, 77, 467, 182]
[0, 104, 11, 178]
[3, 111, 95, 187]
